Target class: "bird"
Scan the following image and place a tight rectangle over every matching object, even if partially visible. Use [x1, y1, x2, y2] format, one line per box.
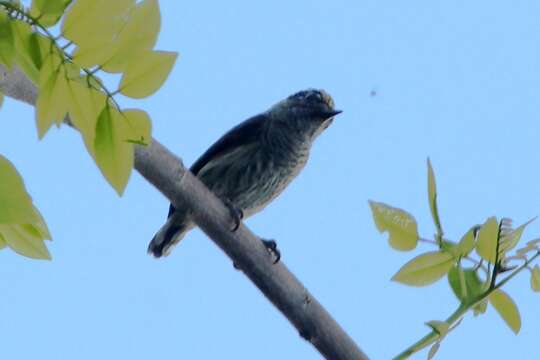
[148, 89, 342, 260]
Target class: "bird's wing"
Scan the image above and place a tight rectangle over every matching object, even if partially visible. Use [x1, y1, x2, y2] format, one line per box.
[167, 114, 268, 218]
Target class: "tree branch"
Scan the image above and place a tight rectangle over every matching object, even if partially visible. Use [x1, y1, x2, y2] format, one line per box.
[0, 65, 369, 360]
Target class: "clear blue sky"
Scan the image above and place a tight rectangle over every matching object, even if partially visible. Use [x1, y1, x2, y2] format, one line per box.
[2, 1, 540, 359]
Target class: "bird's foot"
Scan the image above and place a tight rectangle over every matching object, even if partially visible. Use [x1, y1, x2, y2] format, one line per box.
[262, 238, 281, 264]
[223, 199, 243, 232]
[232, 238, 281, 269]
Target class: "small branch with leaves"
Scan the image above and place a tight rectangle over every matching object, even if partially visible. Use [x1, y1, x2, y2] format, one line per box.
[370, 159, 540, 359]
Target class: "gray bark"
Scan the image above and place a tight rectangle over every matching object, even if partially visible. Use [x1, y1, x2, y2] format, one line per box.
[0, 64, 369, 360]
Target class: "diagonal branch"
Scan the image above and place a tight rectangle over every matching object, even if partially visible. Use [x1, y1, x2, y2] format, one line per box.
[0, 65, 368, 360]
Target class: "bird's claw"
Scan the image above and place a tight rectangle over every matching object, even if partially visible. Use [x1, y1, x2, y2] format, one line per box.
[262, 238, 281, 264]
[224, 199, 243, 232]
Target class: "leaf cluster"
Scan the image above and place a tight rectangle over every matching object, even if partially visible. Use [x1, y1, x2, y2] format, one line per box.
[370, 160, 540, 359]
[0, 0, 176, 258]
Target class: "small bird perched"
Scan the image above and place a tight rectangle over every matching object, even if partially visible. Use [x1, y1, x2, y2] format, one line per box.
[148, 89, 341, 259]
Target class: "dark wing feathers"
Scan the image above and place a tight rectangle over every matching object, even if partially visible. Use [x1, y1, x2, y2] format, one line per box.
[167, 114, 268, 219]
[190, 114, 267, 175]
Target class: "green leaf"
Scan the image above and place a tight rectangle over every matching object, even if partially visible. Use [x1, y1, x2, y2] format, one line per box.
[11, 20, 39, 83]
[0, 91, 4, 108]
[0, 224, 51, 260]
[66, 80, 97, 146]
[448, 266, 486, 303]
[489, 289, 521, 334]
[0, 11, 15, 69]
[0, 155, 39, 224]
[499, 218, 536, 254]
[427, 158, 443, 237]
[102, 0, 161, 72]
[369, 201, 418, 251]
[35, 57, 69, 137]
[30, 0, 71, 27]
[531, 265, 540, 292]
[119, 50, 177, 98]
[93, 106, 134, 195]
[456, 226, 477, 257]
[122, 109, 152, 145]
[476, 216, 499, 263]
[392, 251, 454, 286]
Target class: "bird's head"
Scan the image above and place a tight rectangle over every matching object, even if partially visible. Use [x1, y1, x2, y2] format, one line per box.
[268, 89, 342, 140]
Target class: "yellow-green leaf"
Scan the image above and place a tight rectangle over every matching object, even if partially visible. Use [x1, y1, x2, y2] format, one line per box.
[63, 0, 135, 46]
[67, 80, 97, 146]
[11, 20, 39, 83]
[531, 265, 540, 292]
[119, 50, 177, 98]
[93, 106, 134, 195]
[0, 91, 4, 108]
[122, 109, 152, 145]
[456, 226, 477, 257]
[102, 0, 161, 73]
[448, 266, 486, 303]
[0, 224, 51, 260]
[30, 0, 70, 27]
[0, 155, 39, 224]
[0, 11, 15, 68]
[489, 289, 521, 334]
[369, 201, 418, 251]
[392, 251, 454, 286]
[499, 217, 536, 254]
[476, 216, 499, 263]
[427, 158, 443, 237]
[36, 57, 69, 137]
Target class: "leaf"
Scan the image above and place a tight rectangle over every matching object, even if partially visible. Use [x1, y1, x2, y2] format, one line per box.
[428, 342, 440, 360]
[11, 20, 39, 83]
[448, 266, 486, 303]
[122, 109, 152, 145]
[35, 56, 70, 137]
[476, 217, 499, 263]
[63, 0, 135, 49]
[0, 155, 40, 224]
[93, 106, 134, 195]
[369, 201, 418, 251]
[499, 217, 536, 254]
[425, 320, 450, 337]
[0, 91, 4, 108]
[456, 226, 478, 257]
[392, 251, 454, 286]
[102, 0, 161, 72]
[66, 80, 97, 146]
[119, 50, 177, 98]
[30, 0, 70, 27]
[531, 265, 540, 292]
[0, 224, 51, 260]
[489, 289, 521, 334]
[0, 11, 15, 69]
[427, 158, 443, 236]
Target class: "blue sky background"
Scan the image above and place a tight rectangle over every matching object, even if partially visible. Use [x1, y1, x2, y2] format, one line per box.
[2, 1, 540, 359]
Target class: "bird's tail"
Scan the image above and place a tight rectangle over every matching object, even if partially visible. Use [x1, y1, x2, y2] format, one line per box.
[148, 216, 193, 258]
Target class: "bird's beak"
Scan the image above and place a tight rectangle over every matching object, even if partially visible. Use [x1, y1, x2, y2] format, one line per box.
[320, 109, 342, 118]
